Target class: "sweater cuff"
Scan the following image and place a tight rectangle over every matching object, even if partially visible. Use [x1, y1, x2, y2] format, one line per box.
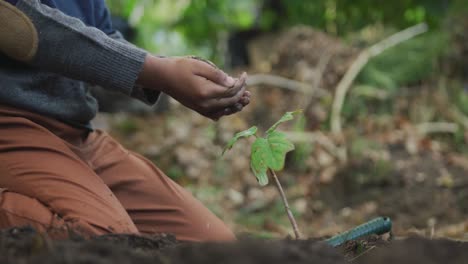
[96, 36, 148, 95]
[131, 85, 161, 105]
[16, 0, 146, 96]
[108, 31, 161, 105]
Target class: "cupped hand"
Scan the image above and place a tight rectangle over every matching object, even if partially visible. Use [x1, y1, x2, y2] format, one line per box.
[209, 74, 251, 120]
[137, 55, 250, 120]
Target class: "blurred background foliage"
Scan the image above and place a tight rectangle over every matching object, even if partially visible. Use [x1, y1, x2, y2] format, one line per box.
[106, 0, 452, 58]
[105, 0, 465, 104]
[104, 0, 468, 167]
[103, 0, 468, 238]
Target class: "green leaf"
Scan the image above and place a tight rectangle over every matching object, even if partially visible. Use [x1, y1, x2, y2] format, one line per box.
[222, 126, 258, 155]
[250, 131, 295, 186]
[251, 138, 269, 186]
[266, 131, 295, 171]
[266, 110, 303, 135]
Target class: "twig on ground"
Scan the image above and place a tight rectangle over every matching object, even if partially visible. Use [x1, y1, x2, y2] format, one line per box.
[416, 122, 459, 135]
[330, 23, 429, 134]
[351, 85, 391, 100]
[449, 109, 468, 130]
[282, 131, 347, 163]
[349, 246, 377, 262]
[247, 73, 330, 98]
[268, 169, 301, 239]
[434, 80, 468, 130]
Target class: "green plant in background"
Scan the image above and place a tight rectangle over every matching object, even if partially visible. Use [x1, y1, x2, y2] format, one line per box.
[223, 110, 302, 239]
[279, 0, 445, 35]
[107, 0, 196, 54]
[176, 0, 257, 44]
[358, 32, 448, 92]
[107, 0, 258, 62]
[106, 0, 451, 62]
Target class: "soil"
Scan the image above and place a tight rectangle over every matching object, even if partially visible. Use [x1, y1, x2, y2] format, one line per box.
[317, 142, 468, 233]
[248, 26, 358, 90]
[2, 227, 468, 264]
[355, 236, 468, 264]
[81, 24, 468, 263]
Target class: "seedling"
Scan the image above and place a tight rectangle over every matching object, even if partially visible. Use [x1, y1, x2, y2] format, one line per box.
[223, 110, 302, 239]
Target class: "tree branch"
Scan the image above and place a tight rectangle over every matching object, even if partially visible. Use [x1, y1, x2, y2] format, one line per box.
[330, 23, 429, 134]
[416, 122, 460, 135]
[282, 131, 347, 163]
[247, 73, 330, 98]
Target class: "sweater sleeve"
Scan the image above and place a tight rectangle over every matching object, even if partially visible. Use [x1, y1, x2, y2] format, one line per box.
[14, 0, 148, 97]
[108, 31, 161, 105]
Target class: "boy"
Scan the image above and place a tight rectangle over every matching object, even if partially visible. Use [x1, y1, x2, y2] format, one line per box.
[0, 0, 250, 241]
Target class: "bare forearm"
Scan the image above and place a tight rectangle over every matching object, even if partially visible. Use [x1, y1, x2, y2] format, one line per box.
[136, 55, 172, 94]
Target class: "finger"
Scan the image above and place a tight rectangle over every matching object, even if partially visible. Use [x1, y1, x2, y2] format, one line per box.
[192, 76, 241, 101]
[233, 103, 243, 112]
[205, 84, 246, 110]
[208, 104, 242, 120]
[194, 71, 247, 101]
[211, 72, 248, 99]
[224, 103, 244, 116]
[192, 59, 235, 87]
[240, 90, 251, 101]
[224, 72, 248, 97]
[239, 96, 250, 106]
[187, 56, 218, 69]
[209, 108, 232, 121]
[213, 72, 247, 100]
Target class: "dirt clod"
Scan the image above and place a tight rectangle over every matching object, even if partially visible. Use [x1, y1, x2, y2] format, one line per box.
[2, 227, 468, 263]
[355, 236, 468, 264]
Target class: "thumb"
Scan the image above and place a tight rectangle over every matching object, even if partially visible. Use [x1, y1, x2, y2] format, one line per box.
[192, 59, 235, 87]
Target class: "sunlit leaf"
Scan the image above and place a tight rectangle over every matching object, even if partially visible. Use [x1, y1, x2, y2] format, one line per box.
[123, 0, 138, 18]
[222, 126, 258, 155]
[250, 131, 295, 186]
[250, 138, 270, 186]
[266, 131, 295, 171]
[266, 110, 303, 135]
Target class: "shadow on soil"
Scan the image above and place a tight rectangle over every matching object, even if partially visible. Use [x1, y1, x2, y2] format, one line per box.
[1, 227, 467, 264]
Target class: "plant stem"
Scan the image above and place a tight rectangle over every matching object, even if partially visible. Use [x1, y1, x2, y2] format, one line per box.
[268, 169, 301, 239]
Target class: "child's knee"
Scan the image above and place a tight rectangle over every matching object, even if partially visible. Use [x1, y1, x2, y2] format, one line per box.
[0, 190, 138, 237]
[0, 190, 60, 232]
[206, 224, 237, 242]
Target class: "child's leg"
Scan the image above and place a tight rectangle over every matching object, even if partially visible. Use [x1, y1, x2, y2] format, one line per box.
[85, 131, 235, 242]
[0, 115, 138, 236]
[0, 189, 70, 237]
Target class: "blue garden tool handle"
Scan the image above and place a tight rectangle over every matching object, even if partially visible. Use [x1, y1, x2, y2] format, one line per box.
[325, 217, 392, 247]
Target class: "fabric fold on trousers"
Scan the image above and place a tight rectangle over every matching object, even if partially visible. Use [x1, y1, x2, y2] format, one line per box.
[0, 104, 235, 241]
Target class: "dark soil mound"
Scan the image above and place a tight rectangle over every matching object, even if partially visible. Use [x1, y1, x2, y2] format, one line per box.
[0, 227, 344, 264]
[356, 237, 468, 264]
[1, 227, 468, 264]
[0, 227, 177, 264]
[248, 26, 358, 89]
[163, 239, 345, 264]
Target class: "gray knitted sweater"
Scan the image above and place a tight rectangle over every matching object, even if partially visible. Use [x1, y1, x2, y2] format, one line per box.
[0, 0, 159, 128]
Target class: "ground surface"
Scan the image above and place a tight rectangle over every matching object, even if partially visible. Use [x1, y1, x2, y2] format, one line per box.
[1, 227, 468, 264]
[79, 25, 468, 263]
[3, 23, 465, 263]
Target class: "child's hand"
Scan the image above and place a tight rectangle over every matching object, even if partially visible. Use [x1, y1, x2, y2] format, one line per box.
[138, 55, 250, 120]
[209, 73, 251, 120]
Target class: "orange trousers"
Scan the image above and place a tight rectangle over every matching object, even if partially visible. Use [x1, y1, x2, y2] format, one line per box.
[0, 105, 234, 241]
